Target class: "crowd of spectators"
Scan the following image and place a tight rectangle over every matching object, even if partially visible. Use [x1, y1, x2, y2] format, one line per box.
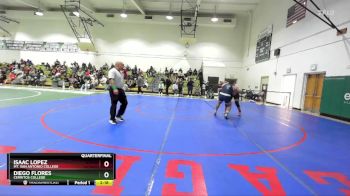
[0, 59, 47, 86]
[124, 65, 203, 96]
[0, 59, 109, 90]
[0, 59, 204, 96]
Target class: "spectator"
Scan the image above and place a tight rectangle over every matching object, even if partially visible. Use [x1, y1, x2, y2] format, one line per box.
[38, 73, 46, 86]
[69, 75, 77, 89]
[80, 77, 91, 91]
[45, 62, 50, 69]
[90, 74, 98, 89]
[88, 63, 93, 70]
[178, 79, 184, 97]
[202, 82, 206, 96]
[165, 77, 172, 96]
[54, 59, 60, 66]
[123, 68, 128, 80]
[7, 71, 16, 83]
[187, 68, 192, 76]
[178, 71, 184, 80]
[0, 69, 6, 84]
[187, 78, 194, 97]
[82, 63, 87, 71]
[165, 67, 169, 77]
[198, 69, 203, 85]
[132, 65, 137, 76]
[158, 81, 164, 95]
[174, 69, 178, 77]
[172, 82, 178, 96]
[193, 68, 197, 76]
[137, 75, 144, 94]
[85, 69, 91, 77]
[100, 75, 107, 86]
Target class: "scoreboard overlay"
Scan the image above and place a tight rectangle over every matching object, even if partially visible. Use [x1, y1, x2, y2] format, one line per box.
[7, 153, 115, 186]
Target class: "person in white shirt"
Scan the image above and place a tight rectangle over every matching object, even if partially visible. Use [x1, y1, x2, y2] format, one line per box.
[202, 82, 206, 96]
[108, 61, 128, 124]
[158, 81, 165, 95]
[100, 75, 107, 85]
[172, 82, 178, 96]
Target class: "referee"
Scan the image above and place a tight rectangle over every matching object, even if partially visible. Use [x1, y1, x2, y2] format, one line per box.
[108, 61, 128, 124]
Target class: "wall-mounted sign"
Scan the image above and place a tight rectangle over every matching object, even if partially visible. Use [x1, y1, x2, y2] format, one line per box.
[255, 25, 273, 64]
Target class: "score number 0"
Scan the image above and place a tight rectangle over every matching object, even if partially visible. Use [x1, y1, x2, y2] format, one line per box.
[104, 161, 110, 178]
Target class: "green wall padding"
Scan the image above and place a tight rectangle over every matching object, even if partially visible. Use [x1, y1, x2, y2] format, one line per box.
[320, 76, 350, 119]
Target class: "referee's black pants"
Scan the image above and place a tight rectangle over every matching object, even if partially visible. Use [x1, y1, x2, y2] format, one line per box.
[109, 87, 128, 120]
[165, 85, 170, 95]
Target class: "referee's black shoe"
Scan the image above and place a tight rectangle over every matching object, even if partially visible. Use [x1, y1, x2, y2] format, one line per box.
[109, 119, 117, 124]
[116, 116, 124, 122]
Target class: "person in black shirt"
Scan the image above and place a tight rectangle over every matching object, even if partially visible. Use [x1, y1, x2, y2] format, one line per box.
[165, 77, 172, 96]
[193, 69, 197, 76]
[178, 79, 184, 97]
[165, 67, 169, 77]
[187, 78, 194, 96]
[187, 68, 192, 76]
[214, 80, 234, 119]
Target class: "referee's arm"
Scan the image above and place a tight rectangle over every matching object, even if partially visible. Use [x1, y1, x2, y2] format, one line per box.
[108, 71, 119, 95]
[109, 79, 119, 95]
[108, 78, 115, 86]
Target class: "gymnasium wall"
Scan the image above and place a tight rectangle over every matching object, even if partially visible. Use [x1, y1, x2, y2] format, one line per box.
[241, 0, 350, 109]
[0, 12, 246, 82]
[0, 17, 96, 66]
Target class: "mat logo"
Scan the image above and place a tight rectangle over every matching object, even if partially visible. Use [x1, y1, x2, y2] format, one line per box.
[92, 155, 350, 195]
[344, 93, 350, 104]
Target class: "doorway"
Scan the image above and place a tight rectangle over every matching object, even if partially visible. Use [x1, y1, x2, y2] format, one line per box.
[303, 73, 325, 113]
[260, 76, 269, 90]
[281, 74, 297, 108]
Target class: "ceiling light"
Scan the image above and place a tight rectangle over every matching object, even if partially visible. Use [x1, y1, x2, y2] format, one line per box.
[166, 15, 173, 20]
[120, 0, 127, 18]
[73, 11, 80, 17]
[292, 20, 297, 24]
[34, 11, 44, 16]
[211, 17, 219, 22]
[79, 37, 91, 43]
[211, 4, 219, 23]
[120, 13, 127, 18]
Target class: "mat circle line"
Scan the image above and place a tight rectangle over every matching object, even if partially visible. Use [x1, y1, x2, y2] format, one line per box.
[0, 89, 42, 102]
[40, 105, 308, 157]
